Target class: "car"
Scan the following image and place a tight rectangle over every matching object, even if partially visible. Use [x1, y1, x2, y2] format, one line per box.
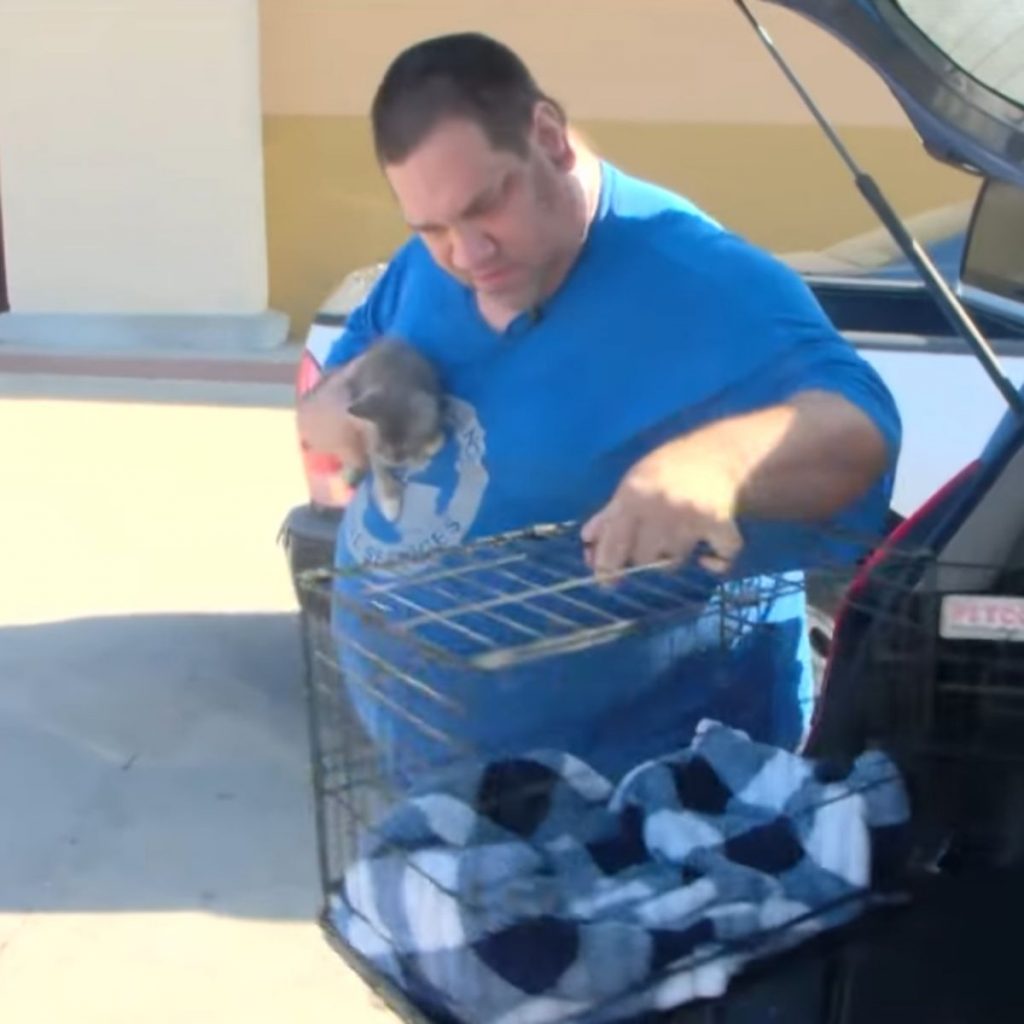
[279, 0, 1024, 668]
[283, 261, 387, 616]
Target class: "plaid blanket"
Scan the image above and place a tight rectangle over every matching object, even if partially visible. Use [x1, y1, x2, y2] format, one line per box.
[329, 720, 909, 1024]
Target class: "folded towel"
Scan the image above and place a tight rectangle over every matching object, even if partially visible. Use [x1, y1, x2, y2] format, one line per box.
[330, 719, 909, 1024]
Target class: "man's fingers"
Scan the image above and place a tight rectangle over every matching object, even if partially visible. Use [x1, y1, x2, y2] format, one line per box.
[583, 491, 743, 581]
[590, 509, 637, 581]
[698, 521, 744, 575]
[580, 508, 605, 546]
[632, 521, 693, 571]
[581, 508, 606, 571]
[698, 552, 732, 575]
[334, 414, 370, 471]
[342, 464, 367, 486]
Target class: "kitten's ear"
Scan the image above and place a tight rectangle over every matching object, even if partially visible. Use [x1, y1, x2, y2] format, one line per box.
[347, 389, 385, 422]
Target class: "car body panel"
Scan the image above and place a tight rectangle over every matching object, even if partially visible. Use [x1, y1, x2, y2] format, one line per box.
[858, 343, 1024, 515]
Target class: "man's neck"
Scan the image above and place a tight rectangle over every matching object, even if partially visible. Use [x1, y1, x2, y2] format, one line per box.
[574, 141, 603, 228]
[534, 147, 602, 303]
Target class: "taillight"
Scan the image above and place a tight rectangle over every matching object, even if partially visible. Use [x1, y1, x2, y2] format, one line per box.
[804, 459, 983, 752]
[296, 348, 325, 398]
[296, 351, 353, 509]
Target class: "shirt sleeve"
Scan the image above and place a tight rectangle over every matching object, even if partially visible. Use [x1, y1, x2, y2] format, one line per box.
[638, 228, 903, 545]
[702, 237, 902, 467]
[321, 250, 408, 371]
[734, 335, 902, 547]
[700, 238, 903, 541]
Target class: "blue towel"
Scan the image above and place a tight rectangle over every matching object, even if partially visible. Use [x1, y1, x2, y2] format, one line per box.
[330, 719, 909, 1024]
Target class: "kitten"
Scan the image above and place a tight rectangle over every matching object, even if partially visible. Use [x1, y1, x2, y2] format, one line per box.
[343, 337, 445, 522]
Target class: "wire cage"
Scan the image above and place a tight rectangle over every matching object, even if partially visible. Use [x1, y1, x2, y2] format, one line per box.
[297, 518, 1024, 1024]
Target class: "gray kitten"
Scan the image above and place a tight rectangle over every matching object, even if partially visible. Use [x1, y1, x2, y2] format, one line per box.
[343, 338, 445, 522]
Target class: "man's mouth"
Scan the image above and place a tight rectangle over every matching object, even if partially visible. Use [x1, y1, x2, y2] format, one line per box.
[473, 265, 516, 289]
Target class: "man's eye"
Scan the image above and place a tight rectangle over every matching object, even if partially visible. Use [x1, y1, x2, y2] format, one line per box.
[475, 179, 513, 217]
[498, 172, 518, 203]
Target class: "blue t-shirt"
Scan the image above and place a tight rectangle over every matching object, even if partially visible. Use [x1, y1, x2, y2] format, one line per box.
[324, 162, 900, 781]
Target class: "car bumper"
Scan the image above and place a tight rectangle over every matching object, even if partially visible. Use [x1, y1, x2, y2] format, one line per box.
[279, 502, 343, 616]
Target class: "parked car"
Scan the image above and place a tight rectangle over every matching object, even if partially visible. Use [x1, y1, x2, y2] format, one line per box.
[284, 261, 387, 609]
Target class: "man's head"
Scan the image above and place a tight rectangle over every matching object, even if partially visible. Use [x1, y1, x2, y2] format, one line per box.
[371, 33, 593, 314]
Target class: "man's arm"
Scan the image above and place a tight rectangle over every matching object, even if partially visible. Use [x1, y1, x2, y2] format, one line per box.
[700, 390, 889, 519]
[298, 253, 405, 467]
[581, 390, 890, 576]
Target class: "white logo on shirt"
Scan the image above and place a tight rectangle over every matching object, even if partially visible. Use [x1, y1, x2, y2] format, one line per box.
[345, 396, 489, 563]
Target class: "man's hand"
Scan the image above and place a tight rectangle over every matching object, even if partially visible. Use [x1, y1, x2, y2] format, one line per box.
[581, 438, 744, 579]
[296, 359, 370, 479]
[581, 392, 891, 580]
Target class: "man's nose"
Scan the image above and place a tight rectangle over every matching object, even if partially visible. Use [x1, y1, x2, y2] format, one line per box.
[450, 225, 497, 272]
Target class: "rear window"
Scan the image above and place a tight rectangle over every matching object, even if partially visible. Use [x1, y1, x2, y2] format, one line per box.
[781, 198, 974, 282]
[897, 1, 1024, 106]
[961, 180, 1024, 305]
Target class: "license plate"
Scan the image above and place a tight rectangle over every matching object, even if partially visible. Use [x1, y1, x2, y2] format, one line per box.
[940, 595, 1024, 642]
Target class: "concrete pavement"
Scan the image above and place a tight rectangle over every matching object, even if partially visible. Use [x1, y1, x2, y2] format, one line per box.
[0, 364, 394, 1022]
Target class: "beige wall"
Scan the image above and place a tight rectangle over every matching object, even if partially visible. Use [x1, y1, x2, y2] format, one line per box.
[260, 0, 909, 125]
[259, 1, 975, 337]
[0, 0, 268, 315]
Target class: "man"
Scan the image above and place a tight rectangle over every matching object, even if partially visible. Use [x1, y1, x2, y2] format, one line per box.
[300, 32, 900, 779]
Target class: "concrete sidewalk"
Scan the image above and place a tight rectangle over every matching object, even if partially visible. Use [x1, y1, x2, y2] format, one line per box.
[0, 337, 303, 408]
[0, 340, 300, 386]
[0, 368, 393, 1023]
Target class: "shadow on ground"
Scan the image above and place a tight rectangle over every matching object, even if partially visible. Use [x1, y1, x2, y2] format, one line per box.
[0, 611, 330, 921]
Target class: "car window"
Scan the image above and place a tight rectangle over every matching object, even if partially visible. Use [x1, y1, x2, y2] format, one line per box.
[897, 1, 1024, 105]
[961, 180, 1024, 306]
[780, 197, 975, 282]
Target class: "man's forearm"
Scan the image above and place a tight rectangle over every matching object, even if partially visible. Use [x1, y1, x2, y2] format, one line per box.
[582, 390, 892, 575]
[685, 390, 891, 521]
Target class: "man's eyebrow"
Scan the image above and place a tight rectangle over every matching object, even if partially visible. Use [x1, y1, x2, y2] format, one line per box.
[407, 178, 505, 233]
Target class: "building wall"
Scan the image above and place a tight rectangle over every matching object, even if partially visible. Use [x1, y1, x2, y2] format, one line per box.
[260, 0, 976, 337]
[0, 0, 268, 315]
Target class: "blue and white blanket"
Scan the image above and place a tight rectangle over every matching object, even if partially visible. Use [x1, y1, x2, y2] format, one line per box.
[330, 720, 909, 1024]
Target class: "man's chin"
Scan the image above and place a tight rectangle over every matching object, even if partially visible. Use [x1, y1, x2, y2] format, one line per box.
[473, 275, 535, 307]
[477, 284, 523, 303]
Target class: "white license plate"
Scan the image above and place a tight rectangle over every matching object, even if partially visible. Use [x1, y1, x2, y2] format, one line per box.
[940, 595, 1024, 642]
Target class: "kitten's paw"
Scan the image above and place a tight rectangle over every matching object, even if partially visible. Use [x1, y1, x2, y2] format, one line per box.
[378, 493, 402, 522]
[342, 464, 366, 487]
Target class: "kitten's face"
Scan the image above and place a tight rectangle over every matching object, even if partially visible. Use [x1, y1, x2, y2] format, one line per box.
[350, 389, 444, 469]
[345, 337, 445, 475]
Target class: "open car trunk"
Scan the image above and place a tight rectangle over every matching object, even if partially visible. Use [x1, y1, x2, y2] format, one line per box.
[765, 0, 1024, 189]
[744, 3, 1024, 1019]
[667, 410, 1024, 1023]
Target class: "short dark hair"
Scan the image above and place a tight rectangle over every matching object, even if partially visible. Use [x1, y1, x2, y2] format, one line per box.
[370, 33, 565, 165]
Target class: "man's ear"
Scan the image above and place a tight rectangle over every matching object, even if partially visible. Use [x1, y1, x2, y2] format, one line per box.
[533, 100, 573, 170]
[348, 389, 385, 423]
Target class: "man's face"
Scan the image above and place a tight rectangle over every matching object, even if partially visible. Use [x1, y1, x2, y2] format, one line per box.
[384, 112, 574, 311]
